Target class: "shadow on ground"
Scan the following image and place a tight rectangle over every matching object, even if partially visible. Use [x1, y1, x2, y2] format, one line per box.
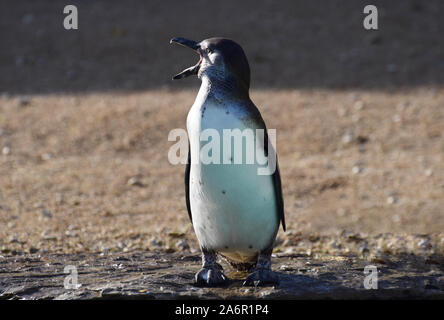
[1, 251, 443, 299]
[1, 0, 443, 95]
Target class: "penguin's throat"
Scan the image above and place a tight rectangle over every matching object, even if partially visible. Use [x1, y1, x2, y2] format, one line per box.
[200, 74, 249, 101]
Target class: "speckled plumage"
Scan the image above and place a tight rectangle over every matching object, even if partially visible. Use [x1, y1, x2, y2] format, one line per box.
[172, 37, 285, 286]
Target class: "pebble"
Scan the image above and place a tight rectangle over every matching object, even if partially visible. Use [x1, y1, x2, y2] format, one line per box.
[352, 166, 363, 174]
[386, 196, 397, 204]
[41, 209, 52, 218]
[358, 244, 369, 254]
[8, 236, 19, 244]
[34, 202, 43, 209]
[2, 146, 10, 155]
[353, 100, 364, 110]
[41, 153, 52, 161]
[150, 238, 162, 247]
[392, 114, 401, 123]
[29, 247, 39, 254]
[342, 131, 354, 145]
[175, 240, 189, 250]
[127, 177, 144, 187]
[417, 239, 431, 251]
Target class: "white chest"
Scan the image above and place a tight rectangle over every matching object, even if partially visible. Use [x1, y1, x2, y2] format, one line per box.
[186, 95, 279, 262]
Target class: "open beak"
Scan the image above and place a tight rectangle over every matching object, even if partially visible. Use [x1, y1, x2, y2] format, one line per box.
[170, 37, 202, 80]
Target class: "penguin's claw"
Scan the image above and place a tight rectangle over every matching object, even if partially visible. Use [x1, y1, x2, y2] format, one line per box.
[243, 268, 279, 287]
[195, 267, 229, 287]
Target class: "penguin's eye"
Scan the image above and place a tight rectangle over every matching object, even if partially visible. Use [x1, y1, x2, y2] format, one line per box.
[205, 47, 213, 55]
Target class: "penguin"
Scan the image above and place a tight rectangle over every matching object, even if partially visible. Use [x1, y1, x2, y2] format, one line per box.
[170, 37, 285, 286]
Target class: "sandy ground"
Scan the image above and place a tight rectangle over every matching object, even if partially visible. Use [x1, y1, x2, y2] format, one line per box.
[1, 88, 443, 257]
[0, 1, 443, 258]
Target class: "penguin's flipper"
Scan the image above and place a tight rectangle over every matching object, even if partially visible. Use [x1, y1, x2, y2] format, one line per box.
[244, 99, 286, 232]
[184, 142, 192, 223]
[264, 129, 286, 232]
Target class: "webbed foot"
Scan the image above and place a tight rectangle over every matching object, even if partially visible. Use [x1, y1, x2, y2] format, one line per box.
[242, 247, 279, 287]
[242, 267, 279, 286]
[195, 248, 229, 287]
[195, 265, 228, 286]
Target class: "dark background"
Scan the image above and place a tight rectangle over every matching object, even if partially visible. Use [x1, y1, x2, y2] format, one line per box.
[1, 0, 443, 94]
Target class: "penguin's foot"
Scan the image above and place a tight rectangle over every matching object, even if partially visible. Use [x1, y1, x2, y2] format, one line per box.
[195, 265, 228, 287]
[242, 247, 279, 287]
[242, 267, 279, 287]
[195, 248, 229, 287]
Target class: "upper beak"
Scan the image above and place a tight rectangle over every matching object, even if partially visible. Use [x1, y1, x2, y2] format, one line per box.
[170, 37, 202, 80]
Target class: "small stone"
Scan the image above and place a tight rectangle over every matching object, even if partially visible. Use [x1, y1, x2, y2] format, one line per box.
[168, 232, 185, 238]
[41, 231, 57, 241]
[34, 202, 43, 208]
[369, 255, 387, 264]
[425, 169, 433, 177]
[352, 166, 363, 174]
[127, 177, 144, 187]
[65, 230, 77, 237]
[342, 132, 354, 145]
[392, 114, 401, 123]
[101, 288, 120, 296]
[41, 209, 52, 218]
[175, 239, 189, 250]
[387, 196, 397, 204]
[29, 247, 39, 254]
[41, 153, 52, 160]
[8, 236, 19, 244]
[353, 100, 364, 110]
[417, 238, 431, 251]
[279, 265, 295, 271]
[2, 146, 10, 155]
[42, 235, 57, 241]
[356, 136, 369, 144]
[358, 244, 369, 254]
[150, 238, 162, 247]
[189, 247, 199, 253]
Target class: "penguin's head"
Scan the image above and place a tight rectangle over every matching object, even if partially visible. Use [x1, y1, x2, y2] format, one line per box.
[170, 37, 250, 92]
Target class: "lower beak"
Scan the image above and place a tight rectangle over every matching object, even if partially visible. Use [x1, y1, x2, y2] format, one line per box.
[170, 37, 202, 80]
